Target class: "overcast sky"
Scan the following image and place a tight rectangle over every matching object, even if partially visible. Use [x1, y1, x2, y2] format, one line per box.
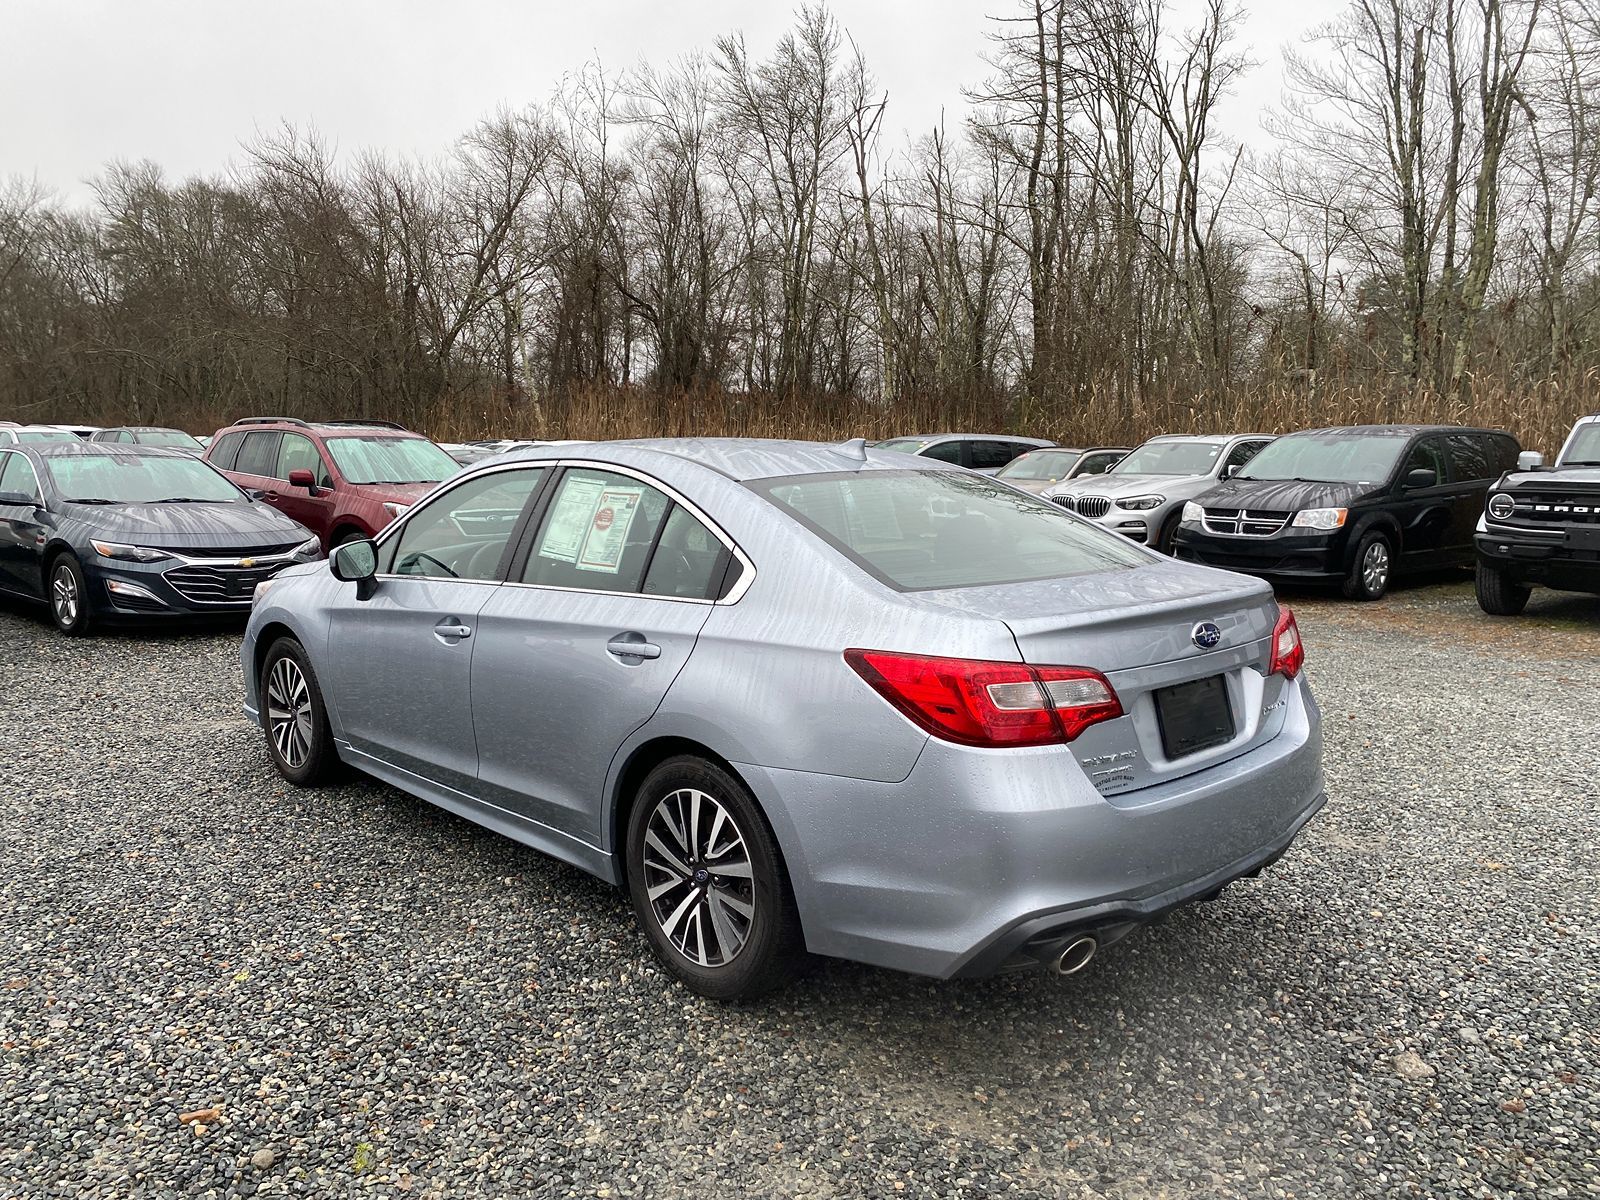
[0, 1, 1341, 206]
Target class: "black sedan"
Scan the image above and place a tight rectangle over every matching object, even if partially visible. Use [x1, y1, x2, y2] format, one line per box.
[0, 443, 320, 634]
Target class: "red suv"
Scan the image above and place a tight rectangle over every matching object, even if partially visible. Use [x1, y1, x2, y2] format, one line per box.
[204, 418, 461, 550]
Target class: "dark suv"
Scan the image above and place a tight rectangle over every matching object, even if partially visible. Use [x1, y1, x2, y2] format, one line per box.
[1474, 414, 1600, 614]
[1173, 425, 1520, 600]
[204, 418, 460, 550]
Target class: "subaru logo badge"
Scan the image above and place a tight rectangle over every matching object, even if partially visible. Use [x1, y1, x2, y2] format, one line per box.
[1191, 621, 1222, 650]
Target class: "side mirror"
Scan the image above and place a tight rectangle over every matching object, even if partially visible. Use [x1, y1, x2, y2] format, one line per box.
[1222, 463, 1240, 479]
[1403, 468, 1438, 489]
[330, 538, 379, 601]
[287, 468, 316, 489]
[0, 489, 36, 506]
[1516, 450, 1544, 472]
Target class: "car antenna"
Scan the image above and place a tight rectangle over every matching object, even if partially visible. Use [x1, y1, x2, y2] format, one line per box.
[835, 437, 869, 466]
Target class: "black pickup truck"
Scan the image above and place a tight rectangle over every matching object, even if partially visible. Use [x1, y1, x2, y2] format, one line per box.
[1475, 415, 1600, 614]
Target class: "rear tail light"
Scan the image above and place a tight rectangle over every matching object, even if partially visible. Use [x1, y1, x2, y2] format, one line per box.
[1269, 607, 1304, 679]
[844, 649, 1123, 748]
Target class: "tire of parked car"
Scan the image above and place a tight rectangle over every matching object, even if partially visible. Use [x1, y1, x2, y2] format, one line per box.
[1474, 560, 1532, 616]
[1342, 529, 1394, 601]
[260, 637, 340, 786]
[330, 527, 368, 549]
[1155, 510, 1183, 556]
[47, 552, 92, 636]
[625, 755, 805, 1002]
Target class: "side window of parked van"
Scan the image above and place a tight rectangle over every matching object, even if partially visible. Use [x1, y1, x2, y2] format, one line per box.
[1445, 434, 1492, 482]
[234, 431, 281, 477]
[209, 430, 245, 471]
[970, 441, 1020, 470]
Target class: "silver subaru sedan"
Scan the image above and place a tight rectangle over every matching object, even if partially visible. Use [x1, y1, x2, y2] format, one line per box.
[242, 438, 1324, 1000]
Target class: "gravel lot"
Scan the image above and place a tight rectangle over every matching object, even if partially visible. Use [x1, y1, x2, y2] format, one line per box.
[1, 579, 1596, 1199]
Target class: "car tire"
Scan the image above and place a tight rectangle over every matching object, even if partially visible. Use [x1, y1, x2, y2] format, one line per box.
[1474, 560, 1532, 616]
[47, 553, 92, 636]
[626, 756, 805, 1001]
[330, 528, 366, 549]
[260, 637, 339, 786]
[1342, 530, 1393, 601]
[1154, 510, 1182, 555]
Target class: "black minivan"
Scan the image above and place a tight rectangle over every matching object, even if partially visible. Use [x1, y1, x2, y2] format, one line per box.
[1172, 425, 1520, 599]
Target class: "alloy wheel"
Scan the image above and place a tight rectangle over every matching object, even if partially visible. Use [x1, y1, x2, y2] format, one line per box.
[1362, 541, 1391, 594]
[51, 564, 79, 627]
[265, 656, 314, 769]
[641, 788, 756, 968]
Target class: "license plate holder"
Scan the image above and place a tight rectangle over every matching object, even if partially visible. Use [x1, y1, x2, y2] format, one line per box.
[1154, 674, 1235, 760]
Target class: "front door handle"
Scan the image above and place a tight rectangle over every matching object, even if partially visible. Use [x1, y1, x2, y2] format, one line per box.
[434, 621, 473, 641]
[607, 634, 661, 661]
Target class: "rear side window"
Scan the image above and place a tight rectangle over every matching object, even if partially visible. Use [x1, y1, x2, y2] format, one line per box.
[209, 430, 245, 471]
[524, 468, 673, 594]
[1445, 434, 1493, 482]
[234, 431, 281, 477]
[752, 469, 1149, 592]
[920, 441, 963, 465]
[642, 505, 731, 600]
[970, 440, 1022, 470]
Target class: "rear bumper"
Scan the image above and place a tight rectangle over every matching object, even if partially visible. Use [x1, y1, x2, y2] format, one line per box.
[738, 673, 1324, 978]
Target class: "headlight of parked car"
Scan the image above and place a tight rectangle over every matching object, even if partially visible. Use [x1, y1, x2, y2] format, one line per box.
[1486, 493, 1515, 521]
[89, 540, 172, 563]
[1291, 508, 1349, 530]
[1115, 495, 1165, 511]
[289, 535, 321, 561]
[1181, 501, 1204, 525]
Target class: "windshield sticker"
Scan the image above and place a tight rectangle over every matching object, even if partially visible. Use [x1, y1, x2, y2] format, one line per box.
[576, 486, 643, 573]
[537, 476, 607, 563]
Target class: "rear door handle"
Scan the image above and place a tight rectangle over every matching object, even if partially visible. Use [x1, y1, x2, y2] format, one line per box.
[607, 635, 661, 661]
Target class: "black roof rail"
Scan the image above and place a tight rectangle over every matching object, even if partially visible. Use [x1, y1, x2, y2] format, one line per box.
[319, 419, 409, 431]
[232, 416, 312, 428]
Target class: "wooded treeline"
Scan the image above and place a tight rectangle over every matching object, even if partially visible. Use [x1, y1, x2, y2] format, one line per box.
[1, 0, 1597, 449]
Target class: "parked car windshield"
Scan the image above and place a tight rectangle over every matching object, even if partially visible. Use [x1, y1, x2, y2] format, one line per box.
[997, 450, 1079, 481]
[1561, 423, 1600, 466]
[1112, 440, 1226, 476]
[752, 469, 1149, 591]
[17, 429, 81, 443]
[1236, 432, 1407, 484]
[876, 437, 933, 454]
[135, 429, 205, 450]
[42, 453, 244, 503]
[325, 436, 459, 485]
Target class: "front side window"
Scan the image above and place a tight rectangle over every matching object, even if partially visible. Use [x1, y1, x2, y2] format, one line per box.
[970, 440, 1023, 470]
[1113, 440, 1226, 477]
[387, 468, 545, 581]
[0, 452, 40, 501]
[752, 469, 1149, 592]
[42, 453, 244, 504]
[1073, 451, 1124, 477]
[325, 436, 459, 485]
[1402, 439, 1450, 486]
[1563, 423, 1600, 466]
[276, 433, 329, 485]
[1236, 433, 1408, 485]
[524, 468, 673, 594]
[1224, 440, 1270, 473]
[877, 437, 932, 455]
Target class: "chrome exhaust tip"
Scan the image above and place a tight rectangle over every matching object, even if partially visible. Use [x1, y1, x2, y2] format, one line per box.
[1052, 935, 1098, 976]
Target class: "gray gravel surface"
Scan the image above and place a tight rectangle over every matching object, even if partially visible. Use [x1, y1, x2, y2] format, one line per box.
[1, 581, 1596, 1199]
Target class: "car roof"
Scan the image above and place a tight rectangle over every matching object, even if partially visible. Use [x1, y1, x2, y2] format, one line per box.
[220, 419, 418, 436]
[495, 436, 1031, 482]
[886, 433, 1053, 444]
[1280, 424, 1507, 438]
[1142, 432, 1271, 444]
[102, 425, 185, 433]
[29, 441, 192, 459]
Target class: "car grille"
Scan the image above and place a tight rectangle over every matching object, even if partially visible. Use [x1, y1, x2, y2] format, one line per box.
[149, 541, 304, 558]
[1499, 494, 1600, 525]
[1059, 495, 1111, 519]
[1201, 508, 1291, 537]
[163, 562, 289, 605]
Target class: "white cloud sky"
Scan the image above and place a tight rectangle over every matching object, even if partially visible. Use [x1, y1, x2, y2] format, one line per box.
[0, 0, 1340, 205]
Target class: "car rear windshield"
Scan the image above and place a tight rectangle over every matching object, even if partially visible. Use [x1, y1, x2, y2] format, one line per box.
[17, 430, 80, 443]
[997, 450, 1078, 480]
[325, 436, 460, 485]
[1562, 424, 1600, 466]
[42, 453, 244, 503]
[751, 469, 1149, 591]
[1112, 440, 1226, 476]
[135, 429, 204, 450]
[1236, 432, 1407, 484]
